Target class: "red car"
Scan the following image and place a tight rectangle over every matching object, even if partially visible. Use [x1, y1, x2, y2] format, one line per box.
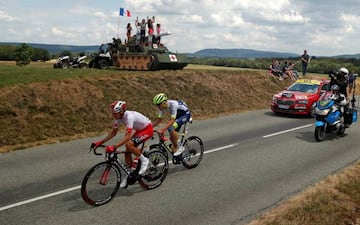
[271, 79, 331, 116]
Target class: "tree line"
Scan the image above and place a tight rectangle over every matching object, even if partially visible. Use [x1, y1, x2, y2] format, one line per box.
[188, 57, 360, 74]
[2, 43, 360, 73]
[0, 43, 86, 66]
[0, 44, 51, 63]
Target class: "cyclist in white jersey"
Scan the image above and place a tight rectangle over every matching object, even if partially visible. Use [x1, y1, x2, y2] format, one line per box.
[92, 101, 153, 182]
[152, 93, 191, 156]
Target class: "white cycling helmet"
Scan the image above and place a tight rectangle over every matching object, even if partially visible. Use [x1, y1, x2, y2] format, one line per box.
[110, 101, 127, 113]
[339, 67, 349, 75]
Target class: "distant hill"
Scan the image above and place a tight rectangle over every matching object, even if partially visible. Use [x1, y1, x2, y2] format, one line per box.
[1, 42, 360, 59]
[332, 54, 360, 59]
[0, 42, 99, 54]
[190, 48, 299, 59]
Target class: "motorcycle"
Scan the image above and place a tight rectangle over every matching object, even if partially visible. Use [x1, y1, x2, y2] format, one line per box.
[53, 55, 88, 69]
[314, 93, 357, 142]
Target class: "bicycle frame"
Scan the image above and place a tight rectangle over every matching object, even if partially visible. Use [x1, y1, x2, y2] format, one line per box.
[150, 117, 204, 169]
[82, 141, 169, 206]
[91, 143, 146, 180]
[152, 119, 191, 160]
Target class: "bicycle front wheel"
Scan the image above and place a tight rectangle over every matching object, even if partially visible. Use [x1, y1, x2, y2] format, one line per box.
[139, 149, 169, 190]
[81, 161, 122, 206]
[181, 136, 204, 169]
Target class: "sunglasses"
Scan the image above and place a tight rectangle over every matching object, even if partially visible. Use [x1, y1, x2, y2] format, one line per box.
[156, 102, 165, 107]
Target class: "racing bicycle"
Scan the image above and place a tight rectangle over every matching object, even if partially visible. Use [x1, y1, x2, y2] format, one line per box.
[150, 118, 204, 169]
[81, 142, 168, 206]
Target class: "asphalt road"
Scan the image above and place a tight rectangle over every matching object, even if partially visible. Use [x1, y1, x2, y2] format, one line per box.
[1, 109, 360, 225]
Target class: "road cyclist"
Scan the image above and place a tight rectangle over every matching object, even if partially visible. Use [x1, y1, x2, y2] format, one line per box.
[151, 93, 204, 167]
[92, 100, 153, 187]
[81, 100, 169, 206]
[152, 93, 191, 157]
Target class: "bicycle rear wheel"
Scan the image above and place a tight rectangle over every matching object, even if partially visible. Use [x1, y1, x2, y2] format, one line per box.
[81, 161, 122, 206]
[139, 149, 169, 190]
[181, 136, 204, 169]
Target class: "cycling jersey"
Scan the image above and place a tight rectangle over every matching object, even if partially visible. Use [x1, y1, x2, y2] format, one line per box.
[113, 110, 153, 146]
[157, 100, 189, 119]
[157, 100, 191, 132]
[113, 110, 151, 132]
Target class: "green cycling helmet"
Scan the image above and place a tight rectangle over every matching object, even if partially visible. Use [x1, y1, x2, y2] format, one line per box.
[153, 93, 168, 105]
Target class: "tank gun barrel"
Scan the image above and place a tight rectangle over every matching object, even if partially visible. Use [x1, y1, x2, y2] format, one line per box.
[154, 31, 171, 38]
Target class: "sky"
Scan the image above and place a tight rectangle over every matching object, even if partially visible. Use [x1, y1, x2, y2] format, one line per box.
[1, 0, 360, 56]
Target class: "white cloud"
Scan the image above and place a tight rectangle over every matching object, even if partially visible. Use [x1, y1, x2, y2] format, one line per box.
[0, 10, 18, 22]
[0, 0, 360, 56]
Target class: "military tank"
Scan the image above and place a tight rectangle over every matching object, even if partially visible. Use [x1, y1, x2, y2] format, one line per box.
[110, 32, 188, 71]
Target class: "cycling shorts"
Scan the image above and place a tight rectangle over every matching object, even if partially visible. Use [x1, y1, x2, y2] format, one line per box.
[131, 124, 154, 146]
[168, 110, 191, 133]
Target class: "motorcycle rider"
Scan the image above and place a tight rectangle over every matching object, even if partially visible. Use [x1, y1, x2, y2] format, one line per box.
[329, 67, 350, 127]
[329, 67, 349, 98]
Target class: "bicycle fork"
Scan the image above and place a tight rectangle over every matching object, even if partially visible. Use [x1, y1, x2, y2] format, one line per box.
[99, 166, 112, 185]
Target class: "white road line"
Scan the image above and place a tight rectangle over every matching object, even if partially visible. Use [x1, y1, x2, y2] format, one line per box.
[262, 124, 313, 138]
[0, 186, 80, 212]
[0, 144, 238, 212]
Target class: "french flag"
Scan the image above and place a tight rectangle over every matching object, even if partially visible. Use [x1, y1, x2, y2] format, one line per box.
[119, 7, 131, 17]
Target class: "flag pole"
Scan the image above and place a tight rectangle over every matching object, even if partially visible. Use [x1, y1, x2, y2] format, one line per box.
[117, 16, 120, 39]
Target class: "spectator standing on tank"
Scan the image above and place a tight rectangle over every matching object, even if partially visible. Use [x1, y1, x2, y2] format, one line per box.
[136, 18, 147, 44]
[147, 16, 155, 45]
[126, 23, 132, 44]
[301, 49, 310, 75]
[155, 23, 161, 44]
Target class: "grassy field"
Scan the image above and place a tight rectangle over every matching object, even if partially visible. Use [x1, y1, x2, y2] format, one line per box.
[1, 61, 360, 225]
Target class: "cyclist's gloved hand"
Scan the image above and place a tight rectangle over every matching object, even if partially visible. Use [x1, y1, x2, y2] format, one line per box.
[91, 140, 104, 149]
[105, 145, 116, 153]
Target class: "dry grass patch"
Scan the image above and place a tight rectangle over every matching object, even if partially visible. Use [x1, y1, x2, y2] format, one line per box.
[247, 161, 360, 225]
[0, 69, 289, 152]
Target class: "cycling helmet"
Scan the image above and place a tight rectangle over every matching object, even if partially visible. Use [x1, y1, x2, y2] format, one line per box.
[339, 67, 349, 75]
[153, 93, 168, 105]
[110, 101, 127, 113]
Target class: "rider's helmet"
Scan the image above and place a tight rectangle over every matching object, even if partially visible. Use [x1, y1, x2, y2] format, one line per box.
[331, 84, 340, 95]
[110, 101, 127, 113]
[153, 93, 168, 105]
[339, 67, 349, 76]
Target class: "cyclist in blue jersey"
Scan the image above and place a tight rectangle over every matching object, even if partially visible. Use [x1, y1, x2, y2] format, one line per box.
[152, 93, 191, 156]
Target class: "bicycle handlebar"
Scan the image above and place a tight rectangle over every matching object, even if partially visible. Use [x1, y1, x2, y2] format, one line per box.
[90, 143, 129, 156]
[90, 143, 106, 156]
[155, 131, 169, 142]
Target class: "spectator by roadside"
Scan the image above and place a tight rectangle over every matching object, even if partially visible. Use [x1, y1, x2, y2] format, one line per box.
[287, 61, 299, 80]
[301, 49, 310, 75]
[348, 70, 357, 96]
[269, 59, 285, 80]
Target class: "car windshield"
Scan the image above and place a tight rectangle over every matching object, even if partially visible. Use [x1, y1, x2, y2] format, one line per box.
[287, 83, 319, 93]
